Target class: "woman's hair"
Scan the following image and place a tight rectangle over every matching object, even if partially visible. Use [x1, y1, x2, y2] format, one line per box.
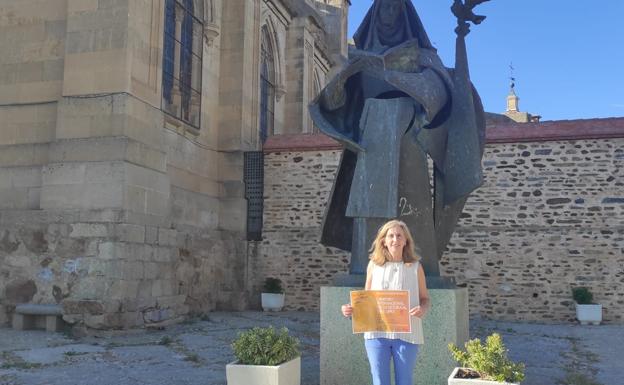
[369, 219, 420, 266]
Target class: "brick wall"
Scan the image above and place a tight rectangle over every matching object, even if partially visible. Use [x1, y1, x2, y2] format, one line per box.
[259, 119, 624, 323]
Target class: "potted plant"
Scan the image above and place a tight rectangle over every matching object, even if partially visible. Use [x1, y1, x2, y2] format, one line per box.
[572, 287, 602, 325]
[261, 277, 285, 312]
[448, 333, 525, 385]
[226, 326, 301, 385]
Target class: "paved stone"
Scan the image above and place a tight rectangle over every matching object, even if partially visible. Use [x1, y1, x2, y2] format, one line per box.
[470, 319, 623, 385]
[0, 312, 621, 385]
[13, 344, 105, 365]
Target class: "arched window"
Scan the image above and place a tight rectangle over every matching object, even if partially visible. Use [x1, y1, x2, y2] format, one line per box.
[259, 26, 276, 143]
[162, 0, 203, 128]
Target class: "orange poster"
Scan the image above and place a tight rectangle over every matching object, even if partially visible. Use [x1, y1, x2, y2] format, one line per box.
[350, 290, 411, 334]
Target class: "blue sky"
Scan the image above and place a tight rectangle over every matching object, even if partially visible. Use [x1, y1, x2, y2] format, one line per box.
[347, 1, 624, 121]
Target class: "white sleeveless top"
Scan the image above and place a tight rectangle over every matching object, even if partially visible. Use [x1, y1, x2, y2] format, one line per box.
[364, 260, 424, 345]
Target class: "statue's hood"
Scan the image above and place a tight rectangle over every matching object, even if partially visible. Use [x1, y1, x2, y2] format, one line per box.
[353, 0, 434, 51]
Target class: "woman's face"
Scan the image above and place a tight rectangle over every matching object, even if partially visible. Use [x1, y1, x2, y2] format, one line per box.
[378, 0, 402, 27]
[384, 225, 407, 259]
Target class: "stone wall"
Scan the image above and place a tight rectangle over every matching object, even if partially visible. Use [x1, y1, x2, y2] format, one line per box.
[0, 209, 246, 329]
[441, 136, 624, 323]
[260, 120, 624, 323]
[252, 141, 349, 310]
[0, 0, 348, 330]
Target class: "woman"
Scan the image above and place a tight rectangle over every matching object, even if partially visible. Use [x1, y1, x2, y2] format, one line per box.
[341, 219, 430, 385]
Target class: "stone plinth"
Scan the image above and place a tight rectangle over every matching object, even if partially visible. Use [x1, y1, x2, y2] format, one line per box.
[320, 286, 468, 385]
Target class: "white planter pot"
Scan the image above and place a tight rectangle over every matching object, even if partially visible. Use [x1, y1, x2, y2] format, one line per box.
[226, 356, 300, 385]
[575, 303, 602, 325]
[448, 367, 520, 385]
[261, 293, 285, 311]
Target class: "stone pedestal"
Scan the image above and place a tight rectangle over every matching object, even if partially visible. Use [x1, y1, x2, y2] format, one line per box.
[320, 286, 468, 385]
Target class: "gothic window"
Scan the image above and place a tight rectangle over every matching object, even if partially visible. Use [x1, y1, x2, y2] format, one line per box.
[259, 26, 276, 143]
[162, 0, 203, 128]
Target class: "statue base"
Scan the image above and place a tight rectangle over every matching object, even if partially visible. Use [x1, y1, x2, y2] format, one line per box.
[332, 274, 366, 287]
[320, 285, 469, 385]
[333, 274, 456, 289]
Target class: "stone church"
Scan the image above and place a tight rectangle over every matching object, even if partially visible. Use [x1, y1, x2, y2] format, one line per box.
[0, 0, 349, 330]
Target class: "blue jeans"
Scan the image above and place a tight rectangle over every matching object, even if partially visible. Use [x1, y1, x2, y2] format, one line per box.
[364, 338, 420, 385]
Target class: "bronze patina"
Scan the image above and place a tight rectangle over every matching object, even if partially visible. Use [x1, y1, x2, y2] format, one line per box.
[310, 0, 490, 285]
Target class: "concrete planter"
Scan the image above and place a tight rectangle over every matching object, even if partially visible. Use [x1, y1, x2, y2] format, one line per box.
[261, 293, 285, 311]
[575, 303, 602, 325]
[448, 367, 520, 385]
[226, 356, 300, 385]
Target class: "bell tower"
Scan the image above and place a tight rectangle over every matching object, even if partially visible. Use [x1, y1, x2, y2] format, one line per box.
[503, 64, 541, 123]
[506, 85, 520, 112]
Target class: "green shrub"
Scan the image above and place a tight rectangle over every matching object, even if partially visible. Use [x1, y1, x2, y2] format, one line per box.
[263, 278, 284, 294]
[448, 333, 525, 383]
[572, 287, 593, 305]
[232, 326, 300, 366]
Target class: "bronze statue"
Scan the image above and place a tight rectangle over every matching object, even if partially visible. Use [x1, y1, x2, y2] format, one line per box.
[310, 0, 489, 285]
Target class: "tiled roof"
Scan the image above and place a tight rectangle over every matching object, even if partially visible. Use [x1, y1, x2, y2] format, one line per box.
[486, 117, 624, 143]
[263, 117, 624, 152]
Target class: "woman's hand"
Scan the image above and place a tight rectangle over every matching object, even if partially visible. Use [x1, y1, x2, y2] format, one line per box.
[409, 305, 426, 318]
[341, 304, 353, 318]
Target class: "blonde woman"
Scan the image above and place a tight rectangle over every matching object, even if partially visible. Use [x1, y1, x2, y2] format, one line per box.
[341, 219, 430, 385]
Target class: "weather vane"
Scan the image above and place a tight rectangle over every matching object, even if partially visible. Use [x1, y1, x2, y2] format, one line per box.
[509, 62, 515, 90]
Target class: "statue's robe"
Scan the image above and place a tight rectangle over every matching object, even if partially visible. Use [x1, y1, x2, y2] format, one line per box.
[309, 0, 486, 276]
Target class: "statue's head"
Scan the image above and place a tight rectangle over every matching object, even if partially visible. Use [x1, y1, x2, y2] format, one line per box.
[354, 0, 433, 52]
[378, 0, 403, 29]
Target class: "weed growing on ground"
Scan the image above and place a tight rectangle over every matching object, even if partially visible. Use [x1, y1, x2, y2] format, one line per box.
[0, 359, 42, 370]
[184, 353, 200, 363]
[0, 352, 41, 370]
[557, 372, 603, 385]
[158, 336, 174, 345]
[63, 351, 87, 357]
[558, 337, 602, 385]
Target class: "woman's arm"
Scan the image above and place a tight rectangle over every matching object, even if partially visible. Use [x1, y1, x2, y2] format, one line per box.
[409, 264, 431, 318]
[365, 260, 373, 290]
[342, 261, 374, 317]
[417, 264, 430, 314]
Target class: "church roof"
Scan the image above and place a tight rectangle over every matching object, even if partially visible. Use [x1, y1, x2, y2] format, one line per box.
[264, 117, 624, 152]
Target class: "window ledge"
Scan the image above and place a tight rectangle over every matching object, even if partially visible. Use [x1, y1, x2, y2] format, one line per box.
[164, 114, 200, 137]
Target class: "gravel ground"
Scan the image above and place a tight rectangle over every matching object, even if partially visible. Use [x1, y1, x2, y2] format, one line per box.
[0, 312, 621, 385]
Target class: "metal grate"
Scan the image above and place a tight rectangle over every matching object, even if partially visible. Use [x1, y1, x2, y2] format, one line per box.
[244, 151, 264, 241]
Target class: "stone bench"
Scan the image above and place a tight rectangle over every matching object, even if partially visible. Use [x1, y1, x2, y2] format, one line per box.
[12, 304, 64, 332]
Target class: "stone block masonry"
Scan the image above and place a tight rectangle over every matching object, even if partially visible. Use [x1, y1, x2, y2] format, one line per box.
[0, 210, 246, 330]
[260, 121, 624, 323]
[0, 0, 350, 330]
